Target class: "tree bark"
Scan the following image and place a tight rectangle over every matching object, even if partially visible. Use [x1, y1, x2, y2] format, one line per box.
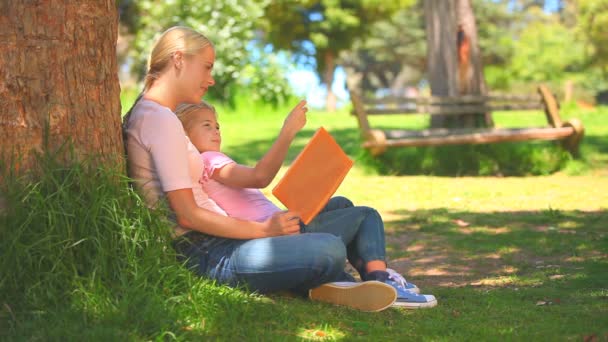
[424, 0, 458, 128]
[0, 1, 122, 176]
[323, 50, 337, 112]
[424, 0, 491, 128]
[457, 0, 492, 127]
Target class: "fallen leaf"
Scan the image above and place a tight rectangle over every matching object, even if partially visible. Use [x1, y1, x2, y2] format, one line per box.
[583, 334, 598, 342]
[549, 274, 565, 280]
[315, 330, 326, 337]
[453, 219, 470, 227]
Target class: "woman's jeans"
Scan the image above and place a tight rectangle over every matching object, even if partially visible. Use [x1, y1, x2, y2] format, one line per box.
[173, 196, 387, 294]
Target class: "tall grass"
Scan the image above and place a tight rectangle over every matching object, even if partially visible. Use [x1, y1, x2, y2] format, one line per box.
[0, 150, 253, 339]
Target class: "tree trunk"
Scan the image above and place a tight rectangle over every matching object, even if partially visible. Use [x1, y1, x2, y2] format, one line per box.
[323, 50, 337, 112]
[424, 0, 491, 128]
[457, 0, 492, 127]
[0, 1, 122, 176]
[424, 0, 458, 128]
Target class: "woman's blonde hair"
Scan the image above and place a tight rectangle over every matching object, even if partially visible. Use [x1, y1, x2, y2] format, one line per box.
[175, 100, 217, 133]
[144, 26, 213, 91]
[122, 27, 213, 158]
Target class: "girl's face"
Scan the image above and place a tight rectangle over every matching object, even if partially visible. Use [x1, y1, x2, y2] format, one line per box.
[187, 108, 221, 152]
[179, 47, 216, 103]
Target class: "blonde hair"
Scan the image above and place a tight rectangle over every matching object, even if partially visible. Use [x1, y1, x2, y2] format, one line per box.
[175, 100, 217, 133]
[144, 26, 214, 91]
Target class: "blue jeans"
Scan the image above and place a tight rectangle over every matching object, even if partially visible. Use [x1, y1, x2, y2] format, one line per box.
[174, 196, 387, 294]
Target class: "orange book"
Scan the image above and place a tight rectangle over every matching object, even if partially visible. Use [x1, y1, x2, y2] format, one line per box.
[272, 127, 354, 224]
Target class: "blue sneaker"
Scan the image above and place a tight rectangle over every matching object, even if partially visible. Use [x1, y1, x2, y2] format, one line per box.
[386, 268, 420, 294]
[365, 270, 437, 309]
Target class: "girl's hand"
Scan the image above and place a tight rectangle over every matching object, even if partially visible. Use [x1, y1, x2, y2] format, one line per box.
[262, 210, 301, 236]
[281, 100, 308, 138]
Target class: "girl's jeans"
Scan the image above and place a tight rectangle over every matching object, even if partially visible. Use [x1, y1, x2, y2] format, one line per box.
[174, 196, 387, 294]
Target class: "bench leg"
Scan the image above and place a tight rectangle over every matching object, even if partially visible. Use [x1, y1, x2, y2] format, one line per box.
[561, 118, 584, 157]
[365, 129, 387, 156]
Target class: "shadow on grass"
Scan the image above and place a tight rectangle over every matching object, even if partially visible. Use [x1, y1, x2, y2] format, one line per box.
[583, 135, 608, 155]
[382, 208, 608, 289]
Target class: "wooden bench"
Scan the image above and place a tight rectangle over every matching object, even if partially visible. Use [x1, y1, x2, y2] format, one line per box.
[350, 85, 584, 156]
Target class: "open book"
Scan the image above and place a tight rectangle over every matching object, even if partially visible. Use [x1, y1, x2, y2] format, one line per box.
[272, 127, 353, 224]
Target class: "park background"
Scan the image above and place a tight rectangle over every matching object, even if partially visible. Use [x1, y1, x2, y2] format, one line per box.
[1, 0, 607, 340]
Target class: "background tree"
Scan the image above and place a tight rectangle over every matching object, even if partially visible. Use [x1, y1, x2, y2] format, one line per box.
[118, 0, 293, 106]
[342, 3, 426, 96]
[0, 1, 122, 175]
[262, 0, 413, 111]
[577, 0, 608, 80]
[424, 0, 491, 128]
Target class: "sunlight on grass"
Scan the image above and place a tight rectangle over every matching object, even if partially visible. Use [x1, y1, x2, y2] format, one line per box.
[3, 95, 606, 340]
[471, 275, 544, 287]
[498, 246, 521, 256]
[296, 326, 346, 340]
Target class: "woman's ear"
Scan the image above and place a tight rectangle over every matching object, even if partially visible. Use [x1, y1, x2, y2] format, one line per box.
[173, 51, 184, 69]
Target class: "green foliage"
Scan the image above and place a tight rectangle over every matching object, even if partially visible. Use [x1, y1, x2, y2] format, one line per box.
[262, 0, 414, 79]
[577, 0, 608, 75]
[508, 20, 585, 84]
[239, 48, 295, 107]
[473, 0, 515, 67]
[119, 0, 293, 105]
[342, 3, 426, 93]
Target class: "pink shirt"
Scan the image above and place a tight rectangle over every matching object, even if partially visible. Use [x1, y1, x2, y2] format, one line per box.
[125, 99, 227, 236]
[200, 151, 281, 222]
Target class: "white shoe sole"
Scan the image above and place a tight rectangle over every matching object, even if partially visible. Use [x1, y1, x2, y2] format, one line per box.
[309, 281, 397, 312]
[393, 294, 438, 309]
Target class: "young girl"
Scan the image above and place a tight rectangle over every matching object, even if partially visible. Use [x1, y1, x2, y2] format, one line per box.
[175, 100, 437, 309]
[123, 26, 402, 312]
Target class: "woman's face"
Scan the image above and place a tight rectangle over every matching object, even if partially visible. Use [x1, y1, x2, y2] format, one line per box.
[180, 47, 216, 103]
[187, 108, 221, 152]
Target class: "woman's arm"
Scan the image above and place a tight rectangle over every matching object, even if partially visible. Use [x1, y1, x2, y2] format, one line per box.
[212, 100, 307, 189]
[166, 188, 301, 239]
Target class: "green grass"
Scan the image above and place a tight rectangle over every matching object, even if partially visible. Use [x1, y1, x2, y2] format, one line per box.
[2, 98, 606, 340]
[214, 99, 607, 176]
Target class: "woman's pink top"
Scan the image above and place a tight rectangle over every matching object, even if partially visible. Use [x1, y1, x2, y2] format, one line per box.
[125, 99, 226, 236]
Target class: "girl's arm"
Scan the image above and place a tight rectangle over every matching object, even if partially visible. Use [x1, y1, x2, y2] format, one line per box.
[166, 188, 301, 238]
[212, 100, 307, 188]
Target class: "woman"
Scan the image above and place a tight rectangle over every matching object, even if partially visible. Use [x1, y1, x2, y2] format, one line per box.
[123, 26, 436, 311]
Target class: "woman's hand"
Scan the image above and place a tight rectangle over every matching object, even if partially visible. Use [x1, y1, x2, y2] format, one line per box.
[261, 210, 301, 236]
[281, 100, 308, 138]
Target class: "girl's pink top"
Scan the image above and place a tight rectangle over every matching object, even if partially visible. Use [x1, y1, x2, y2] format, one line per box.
[200, 151, 281, 222]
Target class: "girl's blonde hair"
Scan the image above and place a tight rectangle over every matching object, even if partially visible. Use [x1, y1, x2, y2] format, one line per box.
[144, 26, 214, 91]
[175, 100, 217, 133]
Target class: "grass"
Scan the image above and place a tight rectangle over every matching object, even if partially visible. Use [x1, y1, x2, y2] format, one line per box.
[214, 98, 607, 177]
[1, 97, 607, 340]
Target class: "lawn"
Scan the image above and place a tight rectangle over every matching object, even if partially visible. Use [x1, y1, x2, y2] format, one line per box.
[2, 100, 606, 340]
[216, 101, 608, 340]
